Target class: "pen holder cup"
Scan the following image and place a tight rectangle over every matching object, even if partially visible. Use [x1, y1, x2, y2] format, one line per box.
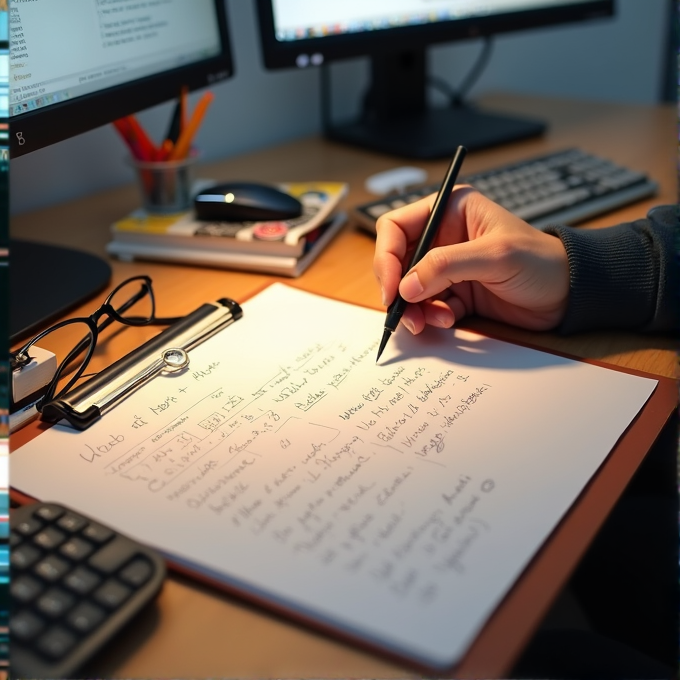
[129, 154, 198, 214]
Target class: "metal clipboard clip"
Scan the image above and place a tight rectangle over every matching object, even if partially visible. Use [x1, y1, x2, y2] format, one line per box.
[40, 297, 243, 430]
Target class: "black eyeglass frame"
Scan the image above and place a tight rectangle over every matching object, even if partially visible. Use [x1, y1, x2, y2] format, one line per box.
[11, 275, 182, 410]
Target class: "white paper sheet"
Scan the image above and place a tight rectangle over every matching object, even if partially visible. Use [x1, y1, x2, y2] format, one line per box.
[11, 283, 657, 669]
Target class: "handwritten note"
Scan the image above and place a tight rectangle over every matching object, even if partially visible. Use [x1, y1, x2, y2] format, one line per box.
[11, 284, 657, 669]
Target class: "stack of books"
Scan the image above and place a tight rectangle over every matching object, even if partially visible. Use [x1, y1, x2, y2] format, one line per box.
[107, 181, 348, 276]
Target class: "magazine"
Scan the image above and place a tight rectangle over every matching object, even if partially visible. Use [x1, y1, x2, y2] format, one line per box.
[107, 212, 347, 277]
[108, 182, 348, 259]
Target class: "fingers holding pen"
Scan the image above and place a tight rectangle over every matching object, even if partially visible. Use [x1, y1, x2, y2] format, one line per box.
[398, 213, 571, 331]
[399, 238, 493, 302]
[397, 240, 484, 334]
[373, 194, 436, 306]
[399, 294, 468, 334]
[373, 185, 476, 307]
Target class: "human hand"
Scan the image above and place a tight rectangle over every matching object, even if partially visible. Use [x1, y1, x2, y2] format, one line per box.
[373, 186, 569, 333]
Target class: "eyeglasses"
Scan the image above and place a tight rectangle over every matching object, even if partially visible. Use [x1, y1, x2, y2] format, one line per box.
[11, 275, 182, 411]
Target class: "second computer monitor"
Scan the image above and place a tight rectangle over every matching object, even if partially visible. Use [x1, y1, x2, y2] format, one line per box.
[9, 0, 233, 159]
[256, 0, 614, 158]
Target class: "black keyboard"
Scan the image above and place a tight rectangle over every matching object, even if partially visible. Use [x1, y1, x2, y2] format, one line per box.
[10, 502, 165, 678]
[354, 148, 658, 233]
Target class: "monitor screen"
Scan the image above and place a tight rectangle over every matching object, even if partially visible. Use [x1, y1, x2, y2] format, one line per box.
[258, 0, 614, 68]
[9, 0, 233, 158]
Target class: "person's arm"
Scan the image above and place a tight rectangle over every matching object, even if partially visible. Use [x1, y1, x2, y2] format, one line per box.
[544, 205, 679, 334]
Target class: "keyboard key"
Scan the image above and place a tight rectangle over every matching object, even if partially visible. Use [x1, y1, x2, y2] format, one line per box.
[82, 521, 114, 544]
[34, 555, 71, 582]
[36, 587, 75, 618]
[11, 574, 44, 604]
[88, 539, 138, 574]
[60, 537, 95, 561]
[33, 526, 67, 550]
[35, 504, 65, 522]
[15, 516, 44, 537]
[11, 609, 45, 641]
[67, 602, 106, 634]
[513, 189, 589, 221]
[63, 566, 102, 595]
[57, 513, 88, 533]
[93, 579, 132, 609]
[12, 543, 42, 570]
[366, 203, 391, 218]
[36, 626, 77, 659]
[119, 558, 154, 587]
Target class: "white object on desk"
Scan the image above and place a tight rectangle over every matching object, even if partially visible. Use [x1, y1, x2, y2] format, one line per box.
[365, 166, 428, 195]
[10, 345, 57, 433]
[11, 284, 656, 671]
[12, 345, 56, 403]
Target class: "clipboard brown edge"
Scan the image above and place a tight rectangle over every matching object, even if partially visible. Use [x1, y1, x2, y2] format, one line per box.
[9, 282, 679, 677]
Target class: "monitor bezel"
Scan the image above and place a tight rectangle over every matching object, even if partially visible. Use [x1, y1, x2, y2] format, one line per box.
[256, 0, 614, 69]
[9, 0, 233, 158]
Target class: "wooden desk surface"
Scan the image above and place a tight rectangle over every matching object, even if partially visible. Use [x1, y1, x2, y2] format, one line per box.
[10, 93, 678, 678]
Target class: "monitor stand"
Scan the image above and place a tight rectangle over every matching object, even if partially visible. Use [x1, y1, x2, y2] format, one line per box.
[323, 49, 546, 159]
[327, 105, 546, 159]
[10, 239, 112, 344]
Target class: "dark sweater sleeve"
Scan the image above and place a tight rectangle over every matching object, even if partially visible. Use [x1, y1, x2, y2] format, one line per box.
[543, 205, 679, 334]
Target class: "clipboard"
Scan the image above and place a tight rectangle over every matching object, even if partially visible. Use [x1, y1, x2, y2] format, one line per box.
[39, 297, 242, 430]
[9, 284, 678, 677]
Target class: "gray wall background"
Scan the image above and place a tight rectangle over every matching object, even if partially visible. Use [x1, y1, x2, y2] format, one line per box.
[10, 0, 673, 215]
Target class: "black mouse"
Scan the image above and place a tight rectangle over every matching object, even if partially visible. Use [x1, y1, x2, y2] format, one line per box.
[194, 182, 303, 222]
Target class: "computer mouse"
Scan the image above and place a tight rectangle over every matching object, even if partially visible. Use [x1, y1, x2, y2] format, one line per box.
[194, 182, 303, 222]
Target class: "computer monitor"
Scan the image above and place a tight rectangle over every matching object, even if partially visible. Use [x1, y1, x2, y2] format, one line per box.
[8, 0, 233, 342]
[256, 0, 615, 158]
[9, 0, 232, 158]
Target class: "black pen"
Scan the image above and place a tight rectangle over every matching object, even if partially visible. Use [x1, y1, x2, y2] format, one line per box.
[376, 145, 467, 363]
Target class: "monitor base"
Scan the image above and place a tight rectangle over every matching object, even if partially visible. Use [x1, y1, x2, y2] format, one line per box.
[10, 240, 111, 343]
[326, 105, 546, 159]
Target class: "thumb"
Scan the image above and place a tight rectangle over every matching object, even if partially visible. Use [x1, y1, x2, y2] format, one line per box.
[399, 237, 509, 302]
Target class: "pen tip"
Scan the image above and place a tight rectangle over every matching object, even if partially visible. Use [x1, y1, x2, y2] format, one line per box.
[376, 329, 391, 363]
